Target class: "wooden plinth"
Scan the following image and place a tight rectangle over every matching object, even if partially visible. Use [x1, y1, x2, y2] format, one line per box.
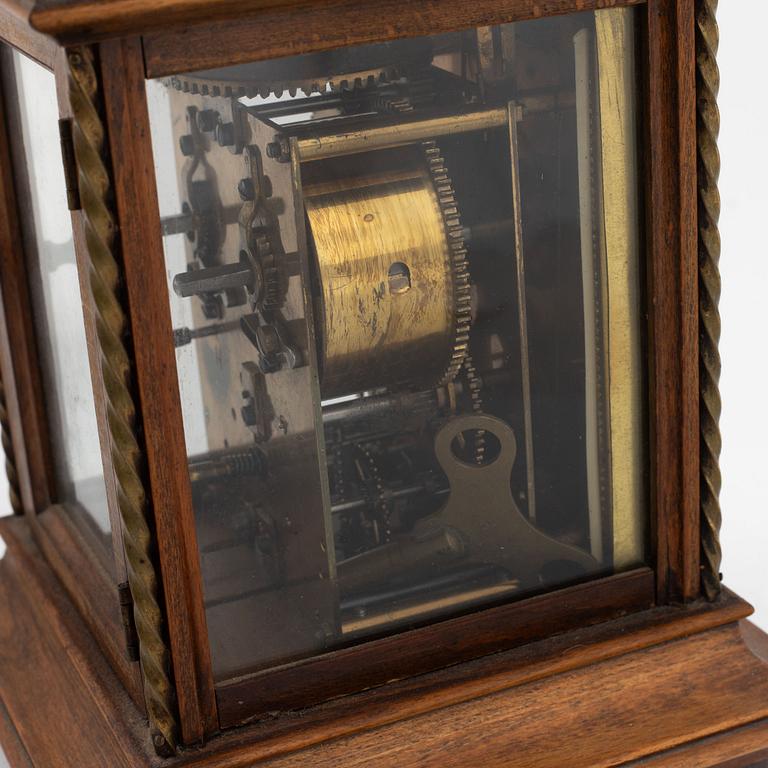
[1, 514, 767, 768]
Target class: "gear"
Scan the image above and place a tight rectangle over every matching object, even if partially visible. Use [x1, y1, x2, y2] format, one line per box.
[435, 352, 485, 464]
[170, 66, 402, 100]
[354, 444, 392, 544]
[168, 40, 432, 100]
[422, 140, 472, 388]
[251, 231, 285, 313]
[460, 353, 486, 464]
[305, 142, 472, 398]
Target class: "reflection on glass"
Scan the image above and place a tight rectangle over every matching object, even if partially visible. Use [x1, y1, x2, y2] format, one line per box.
[148, 7, 645, 679]
[12, 51, 111, 544]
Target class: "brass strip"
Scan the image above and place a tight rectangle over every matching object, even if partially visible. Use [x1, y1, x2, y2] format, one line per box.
[574, 26, 604, 560]
[696, 0, 722, 600]
[507, 104, 536, 522]
[595, 9, 644, 569]
[295, 108, 508, 162]
[66, 47, 178, 755]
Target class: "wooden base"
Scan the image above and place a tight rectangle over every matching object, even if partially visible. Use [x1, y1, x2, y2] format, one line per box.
[1, 514, 767, 768]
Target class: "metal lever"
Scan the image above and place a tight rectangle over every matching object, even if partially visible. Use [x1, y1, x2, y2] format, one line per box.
[430, 414, 596, 584]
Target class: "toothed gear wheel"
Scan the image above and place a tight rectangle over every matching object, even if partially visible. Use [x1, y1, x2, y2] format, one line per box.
[354, 444, 392, 544]
[170, 67, 402, 100]
[461, 354, 486, 464]
[422, 140, 472, 387]
[252, 232, 284, 312]
[436, 353, 485, 464]
[167, 40, 432, 100]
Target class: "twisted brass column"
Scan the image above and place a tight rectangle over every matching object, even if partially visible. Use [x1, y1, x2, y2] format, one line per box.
[696, 0, 722, 601]
[67, 47, 178, 755]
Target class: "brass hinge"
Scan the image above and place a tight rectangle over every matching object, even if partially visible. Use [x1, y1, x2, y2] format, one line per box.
[118, 581, 140, 662]
[58, 118, 81, 211]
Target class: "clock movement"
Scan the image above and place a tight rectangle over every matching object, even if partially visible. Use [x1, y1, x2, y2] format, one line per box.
[0, 0, 766, 766]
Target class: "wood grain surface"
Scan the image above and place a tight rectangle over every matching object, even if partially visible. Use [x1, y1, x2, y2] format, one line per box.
[142, 0, 645, 78]
[216, 568, 655, 727]
[645, 0, 701, 602]
[0, 513, 766, 767]
[225, 622, 768, 768]
[22, 0, 644, 46]
[0, 8, 56, 69]
[0, 517, 155, 768]
[32, 505, 145, 710]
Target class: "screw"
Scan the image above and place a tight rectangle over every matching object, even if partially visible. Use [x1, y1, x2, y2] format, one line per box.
[266, 139, 290, 162]
[151, 731, 174, 758]
[201, 294, 224, 320]
[238, 177, 255, 201]
[179, 134, 195, 156]
[216, 122, 235, 147]
[173, 327, 192, 347]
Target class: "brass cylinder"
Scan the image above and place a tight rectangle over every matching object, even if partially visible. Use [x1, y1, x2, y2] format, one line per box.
[303, 146, 462, 398]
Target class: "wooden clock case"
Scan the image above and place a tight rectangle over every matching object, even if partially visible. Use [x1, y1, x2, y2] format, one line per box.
[0, 0, 767, 766]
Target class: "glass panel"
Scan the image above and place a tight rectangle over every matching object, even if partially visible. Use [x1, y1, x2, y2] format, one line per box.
[11, 51, 111, 546]
[148, 7, 645, 679]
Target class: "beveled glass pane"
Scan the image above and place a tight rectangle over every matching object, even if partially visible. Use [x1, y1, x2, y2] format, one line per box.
[11, 50, 111, 545]
[148, 6, 645, 679]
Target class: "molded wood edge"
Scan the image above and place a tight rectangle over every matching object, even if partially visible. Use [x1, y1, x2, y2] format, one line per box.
[0, 513, 765, 768]
[187, 621, 768, 768]
[23, 0, 645, 48]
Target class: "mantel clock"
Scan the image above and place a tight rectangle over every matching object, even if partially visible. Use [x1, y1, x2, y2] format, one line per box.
[0, 0, 764, 766]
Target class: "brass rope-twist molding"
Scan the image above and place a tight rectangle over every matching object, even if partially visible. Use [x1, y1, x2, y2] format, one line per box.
[0, 375, 22, 515]
[66, 46, 179, 756]
[695, 0, 722, 601]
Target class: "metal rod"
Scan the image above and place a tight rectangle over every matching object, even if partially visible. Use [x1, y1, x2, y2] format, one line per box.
[295, 107, 508, 162]
[160, 204, 241, 238]
[161, 211, 196, 236]
[187, 446, 266, 484]
[322, 390, 435, 425]
[507, 101, 537, 522]
[173, 320, 240, 347]
[331, 484, 448, 515]
[173, 261, 253, 297]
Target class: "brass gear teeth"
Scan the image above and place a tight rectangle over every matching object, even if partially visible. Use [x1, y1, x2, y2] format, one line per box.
[461, 354, 486, 464]
[355, 444, 392, 543]
[422, 140, 471, 387]
[168, 66, 401, 100]
[253, 233, 283, 312]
